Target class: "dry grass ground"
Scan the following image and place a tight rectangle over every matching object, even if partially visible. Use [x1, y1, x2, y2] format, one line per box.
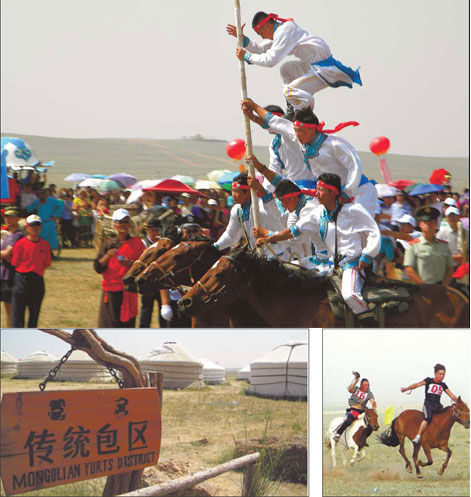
[0, 247, 161, 329]
[322, 412, 470, 496]
[0, 373, 307, 497]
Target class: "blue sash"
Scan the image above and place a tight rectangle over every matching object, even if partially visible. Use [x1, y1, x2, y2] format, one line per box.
[312, 55, 362, 87]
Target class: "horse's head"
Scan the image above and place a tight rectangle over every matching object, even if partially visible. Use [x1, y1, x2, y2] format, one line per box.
[123, 238, 174, 292]
[178, 255, 243, 315]
[364, 408, 380, 431]
[136, 239, 215, 293]
[452, 397, 470, 429]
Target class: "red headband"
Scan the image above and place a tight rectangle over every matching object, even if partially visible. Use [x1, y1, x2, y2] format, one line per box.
[232, 182, 250, 191]
[254, 13, 293, 32]
[317, 180, 339, 196]
[293, 120, 359, 134]
[278, 188, 317, 201]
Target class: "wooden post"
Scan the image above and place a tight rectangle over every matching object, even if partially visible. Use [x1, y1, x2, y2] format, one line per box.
[117, 452, 260, 497]
[234, 0, 263, 255]
[242, 462, 256, 496]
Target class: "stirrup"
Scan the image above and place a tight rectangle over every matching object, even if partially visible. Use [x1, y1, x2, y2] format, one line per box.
[356, 311, 377, 328]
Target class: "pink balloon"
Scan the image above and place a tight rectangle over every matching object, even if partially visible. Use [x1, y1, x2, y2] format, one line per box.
[369, 137, 390, 156]
[226, 139, 246, 160]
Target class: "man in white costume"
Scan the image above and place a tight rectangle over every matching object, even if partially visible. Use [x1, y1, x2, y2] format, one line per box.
[213, 173, 289, 260]
[227, 11, 361, 115]
[241, 99, 317, 190]
[256, 173, 381, 327]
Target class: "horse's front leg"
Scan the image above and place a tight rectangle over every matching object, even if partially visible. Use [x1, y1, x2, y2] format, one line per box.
[412, 441, 423, 478]
[341, 445, 347, 467]
[349, 445, 359, 466]
[418, 444, 433, 468]
[330, 437, 337, 468]
[437, 443, 452, 475]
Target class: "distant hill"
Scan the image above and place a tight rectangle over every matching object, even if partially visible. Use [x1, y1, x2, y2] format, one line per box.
[2, 133, 468, 191]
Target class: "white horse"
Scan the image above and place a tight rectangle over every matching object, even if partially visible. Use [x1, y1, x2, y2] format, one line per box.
[325, 407, 379, 467]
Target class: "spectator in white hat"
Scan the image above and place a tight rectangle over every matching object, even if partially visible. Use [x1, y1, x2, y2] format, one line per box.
[437, 206, 467, 268]
[10, 215, 51, 327]
[93, 208, 145, 327]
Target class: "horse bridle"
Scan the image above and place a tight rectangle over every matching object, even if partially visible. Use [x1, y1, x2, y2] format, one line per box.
[451, 403, 470, 426]
[192, 255, 240, 304]
[143, 242, 211, 287]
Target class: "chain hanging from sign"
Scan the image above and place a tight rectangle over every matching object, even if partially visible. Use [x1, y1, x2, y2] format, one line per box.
[39, 346, 124, 391]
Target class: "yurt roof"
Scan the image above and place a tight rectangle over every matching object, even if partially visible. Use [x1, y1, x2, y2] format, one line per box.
[63, 350, 96, 362]
[1, 351, 19, 363]
[21, 350, 59, 362]
[199, 358, 225, 371]
[238, 364, 250, 372]
[144, 342, 203, 366]
[250, 341, 307, 366]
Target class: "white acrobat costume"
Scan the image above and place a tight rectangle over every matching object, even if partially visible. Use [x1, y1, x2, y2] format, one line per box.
[242, 14, 362, 110]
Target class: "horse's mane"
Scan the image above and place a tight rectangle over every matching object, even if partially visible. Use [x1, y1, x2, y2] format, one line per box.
[229, 248, 331, 296]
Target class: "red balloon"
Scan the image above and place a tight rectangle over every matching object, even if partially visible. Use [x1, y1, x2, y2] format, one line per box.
[226, 139, 246, 160]
[369, 136, 390, 156]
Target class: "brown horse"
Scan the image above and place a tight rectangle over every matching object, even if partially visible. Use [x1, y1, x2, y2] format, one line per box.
[137, 240, 269, 328]
[123, 237, 175, 292]
[177, 248, 470, 327]
[378, 397, 470, 478]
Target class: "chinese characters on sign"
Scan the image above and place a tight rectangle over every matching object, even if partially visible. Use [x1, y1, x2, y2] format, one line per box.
[0, 388, 161, 495]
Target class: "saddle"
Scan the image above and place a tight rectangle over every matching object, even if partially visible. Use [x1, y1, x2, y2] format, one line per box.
[327, 269, 415, 327]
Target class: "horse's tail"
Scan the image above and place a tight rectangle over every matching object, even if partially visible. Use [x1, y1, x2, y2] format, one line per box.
[377, 417, 400, 447]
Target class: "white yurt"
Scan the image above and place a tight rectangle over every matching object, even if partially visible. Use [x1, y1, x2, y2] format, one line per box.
[140, 342, 204, 389]
[248, 341, 307, 399]
[200, 358, 225, 384]
[17, 351, 59, 379]
[237, 363, 250, 381]
[54, 350, 113, 383]
[1, 351, 19, 375]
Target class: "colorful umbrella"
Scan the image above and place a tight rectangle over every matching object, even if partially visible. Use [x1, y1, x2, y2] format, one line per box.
[96, 179, 123, 192]
[408, 184, 444, 196]
[375, 184, 398, 198]
[108, 172, 137, 187]
[171, 174, 196, 187]
[64, 173, 91, 182]
[78, 178, 103, 188]
[195, 179, 222, 190]
[91, 174, 108, 179]
[207, 169, 232, 182]
[217, 171, 240, 190]
[389, 179, 415, 191]
[429, 168, 452, 186]
[143, 178, 205, 196]
[404, 183, 419, 194]
[130, 179, 162, 191]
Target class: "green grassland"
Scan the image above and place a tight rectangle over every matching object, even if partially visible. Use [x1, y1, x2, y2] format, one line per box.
[0, 373, 307, 496]
[2, 133, 469, 191]
[322, 411, 470, 496]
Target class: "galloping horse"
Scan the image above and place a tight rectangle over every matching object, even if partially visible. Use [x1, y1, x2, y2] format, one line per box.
[177, 248, 470, 328]
[377, 397, 470, 478]
[325, 407, 380, 467]
[135, 240, 269, 328]
[123, 237, 175, 292]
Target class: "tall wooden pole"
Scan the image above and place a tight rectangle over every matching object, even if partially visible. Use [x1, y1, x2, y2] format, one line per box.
[234, 0, 262, 238]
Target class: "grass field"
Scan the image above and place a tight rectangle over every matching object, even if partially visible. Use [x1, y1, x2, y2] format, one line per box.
[0, 247, 162, 329]
[322, 411, 470, 497]
[2, 133, 469, 192]
[0, 373, 307, 496]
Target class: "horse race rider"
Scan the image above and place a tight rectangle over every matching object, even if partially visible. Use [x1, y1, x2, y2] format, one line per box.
[401, 363, 459, 445]
[334, 371, 377, 442]
[256, 172, 381, 326]
[227, 11, 361, 115]
[240, 99, 317, 190]
[213, 172, 288, 259]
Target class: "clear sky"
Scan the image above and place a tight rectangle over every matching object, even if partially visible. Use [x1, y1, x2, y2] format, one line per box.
[323, 329, 470, 409]
[0, 328, 308, 369]
[1, 0, 469, 157]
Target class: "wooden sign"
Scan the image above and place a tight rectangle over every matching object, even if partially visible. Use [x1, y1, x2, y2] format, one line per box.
[0, 388, 161, 495]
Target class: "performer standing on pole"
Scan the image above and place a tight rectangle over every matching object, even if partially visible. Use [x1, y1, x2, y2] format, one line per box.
[227, 12, 361, 117]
